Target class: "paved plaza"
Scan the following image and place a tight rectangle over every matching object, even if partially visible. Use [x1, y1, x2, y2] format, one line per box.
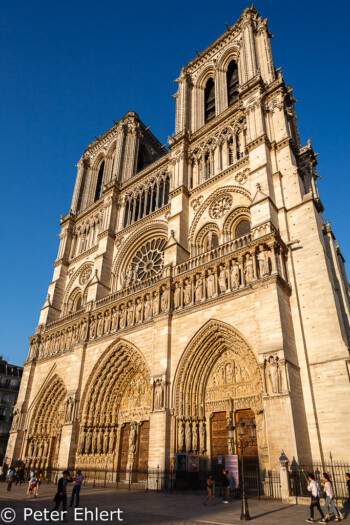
[1, 483, 349, 525]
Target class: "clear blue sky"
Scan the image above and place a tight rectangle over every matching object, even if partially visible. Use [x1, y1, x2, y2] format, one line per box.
[1, 0, 349, 366]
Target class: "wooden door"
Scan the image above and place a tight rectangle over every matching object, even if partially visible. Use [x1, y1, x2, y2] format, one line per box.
[235, 409, 258, 466]
[118, 423, 130, 480]
[135, 421, 149, 481]
[210, 412, 228, 474]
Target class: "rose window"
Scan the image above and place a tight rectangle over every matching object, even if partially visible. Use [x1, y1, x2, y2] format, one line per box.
[209, 195, 233, 219]
[131, 238, 166, 280]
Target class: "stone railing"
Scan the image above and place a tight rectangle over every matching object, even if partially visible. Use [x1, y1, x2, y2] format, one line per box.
[27, 229, 288, 363]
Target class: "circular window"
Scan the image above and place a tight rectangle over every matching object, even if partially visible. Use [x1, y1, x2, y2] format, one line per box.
[131, 238, 166, 281]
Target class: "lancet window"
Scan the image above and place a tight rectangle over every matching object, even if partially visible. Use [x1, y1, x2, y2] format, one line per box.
[123, 173, 170, 227]
[226, 60, 239, 106]
[94, 161, 105, 202]
[204, 78, 215, 123]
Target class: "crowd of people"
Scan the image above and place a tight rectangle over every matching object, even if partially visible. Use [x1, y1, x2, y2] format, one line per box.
[306, 471, 350, 523]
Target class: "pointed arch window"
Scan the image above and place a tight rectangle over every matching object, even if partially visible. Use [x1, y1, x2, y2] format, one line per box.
[204, 78, 215, 123]
[226, 60, 239, 106]
[94, 161, 105, 201]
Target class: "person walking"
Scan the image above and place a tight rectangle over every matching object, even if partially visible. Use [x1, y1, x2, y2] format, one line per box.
[51, 470, 73, 522]
[346, 473, 350, 505]
[7, 468, 14, 491]
[320, 473, 344, 522]
[221, 469, 230, 503]
[306, 473, 325, 523]
[28, 473, 38, 499]
[36, 471, 43, 496]
[69, 470, 84, 508]
[203, 473, 215, 506]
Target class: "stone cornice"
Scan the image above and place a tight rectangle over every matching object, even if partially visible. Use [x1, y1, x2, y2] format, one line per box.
[53, 258, 69, 268]
[68, 245, 99, 265]
[169, 186, 190, 199]
[246, 134, 270, 152]
[97, 229, 116, 241]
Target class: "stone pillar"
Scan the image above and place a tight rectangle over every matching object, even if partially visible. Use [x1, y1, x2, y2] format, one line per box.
[279, 451, 290, 502]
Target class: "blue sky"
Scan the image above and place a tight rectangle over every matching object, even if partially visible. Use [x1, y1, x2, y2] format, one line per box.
[1, 0, 349, 366]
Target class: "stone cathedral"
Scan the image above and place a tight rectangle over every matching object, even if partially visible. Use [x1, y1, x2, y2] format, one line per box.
[7, 6, 350, 479]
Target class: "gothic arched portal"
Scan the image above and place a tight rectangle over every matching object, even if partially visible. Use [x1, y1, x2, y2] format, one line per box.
[173, 320, 266, 469]
[77, 339, 151, 481]
[25, 375, 67, 472]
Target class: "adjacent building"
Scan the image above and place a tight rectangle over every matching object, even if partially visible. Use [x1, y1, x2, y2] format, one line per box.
[0, 357, 23, 459]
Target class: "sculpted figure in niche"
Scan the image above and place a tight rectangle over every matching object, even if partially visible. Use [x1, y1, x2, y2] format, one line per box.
[183, 279, 192, 306]
[97, 314, 104, 337]
[192, 422, 198, 452]
[111, 308, 118, 331]
[12, 409, 20, 431]
[80, 318, 88, 341]
[108, 429, 116, 453]
[195, 274, 203, 302]
[72, 325, 79, 345]
[127, 301, 134, 326]
[218, 264, 227, 293]
[66, 327, 72, 348]
[244, 253, 254, 283]
[226, 363, 234, 383]
[160, 286, 169, 312]
[199, 421, 206, 453]
[257, 245, 270, 277]
[206, 269, 215, 298]
[154, 379, 164, 410]
[97, 429, 103, 454]
[103, 429, 109, 454]
[239, 367, 249, 382]
[153, 290, 159, 316]
[178, 420, 184, 452]
[85, 431, 92, 454]
[174, 282, 181, 309]
[28, 440, 34, 457]
[78, 429, 86, 454]
[89, 317, 96, 339]
[144, 294, 152, 319]
[185, 421, 192, 452]
[119, 305, 126, 329]
[38, 441, 43, 457]
[92, 430, 98, 454]
[104, 310, 111, 333]
[135, 298, 143, 323]
[268, 355, 280, 393]
[43, 441, 48, 457]
[128, 424, 137, 457]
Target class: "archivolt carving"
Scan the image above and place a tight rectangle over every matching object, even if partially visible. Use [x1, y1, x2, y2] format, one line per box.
[173, 319, 262, 418]
[223, 206, 251, 237]
[188, 186, 251, 243]
[64, 262, 94, 307]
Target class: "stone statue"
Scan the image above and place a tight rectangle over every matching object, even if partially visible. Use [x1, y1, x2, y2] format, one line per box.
[160, 286, 169, 312]
[97, 314, 104, 337]
[206, 269, 215, 298]
[128, 424, 137, 458]
[154, 380, 163, 410]
[178, 420, 184, 452]
[85, 431, 92, 454]
[80, 318, 88, 340]
[268, 355, 280, 393]
[152, 290, 159, 316]
[111, 308, 118, 331]
[226, 362, 234, 383]
[199, 421, 206, 453]
[135, 298, 142, 323]
[127, 301, 134, 326]
[195, 275, 203, 302]
[103, 430, 109, 454]
[185, 421, 192, 452]
[89, 317, 96, 339]
[12, 409, 20, 431]
[108, 429, 116, 453]
[78, 429, 86, 454]
[119, 305, 126, 329]
[144, 294, 152, 319]
[174, 282, 181, 309]
[92, 430, 98, 453]
[104, 310, 111, 333]
[97, 429, 103, 454]
[257, 245, 270, 277]
[192, 422, 198, 452]
[231, 259, 239, 290]
[66, 327, 72, 348]
[183, 279, 192, 306]
[43, 440, 49, 457]
[218, 264, 227, 293]
[244, 253, 254, 283]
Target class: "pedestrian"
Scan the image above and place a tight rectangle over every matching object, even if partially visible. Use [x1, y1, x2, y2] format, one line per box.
[320, 473, 343, 522]
[36, 471, 43, 496]
[7, 468, 14, 491]
[51, 470, 73, 522]
[0, 464, 3, 481]
[69, 469, 84, 508]
[346, 473, 350, 504]
[306, 472, 325, 523]
[221, 469, 230, 503]
[28, 472, 38, 499]
[203, 473, 215, 506]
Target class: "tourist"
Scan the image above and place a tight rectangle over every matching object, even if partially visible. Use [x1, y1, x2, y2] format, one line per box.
[346, 473, 350, 504]
[203, 473, 215, 506]
[52, 470, 73, 521]
[320, 473, 343, 522]
[306, 472, 325, 523]
[221, 469, 230, 503]
[28, 472, 38, 499]
[36, 471, 43, 495]
[69, 469, 84, 508]
[7, 468, 14, 491]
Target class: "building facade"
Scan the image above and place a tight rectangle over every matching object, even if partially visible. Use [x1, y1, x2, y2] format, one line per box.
[0, 357, 23, 459]
[6, 6, 350, 478]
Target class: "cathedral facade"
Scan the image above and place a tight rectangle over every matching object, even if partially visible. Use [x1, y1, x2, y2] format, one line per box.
[7, 6, 350, 477]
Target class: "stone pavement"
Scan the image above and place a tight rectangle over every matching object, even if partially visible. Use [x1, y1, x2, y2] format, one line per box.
[1, 482, 349, 525]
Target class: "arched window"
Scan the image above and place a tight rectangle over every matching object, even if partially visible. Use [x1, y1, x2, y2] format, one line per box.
[204, 78, 215, 123]
[164, 176, 170, 204]
[226, 60, 239, 106]
[137, 147, 145, 172]
[123, 200, 129, 227]
[204, 232, 219, 253]
[235, 220, 250, 239]
[76, 296, 82, 311]
[94, 161, 105, 201]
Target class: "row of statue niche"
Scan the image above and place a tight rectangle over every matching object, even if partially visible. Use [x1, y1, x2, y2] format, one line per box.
[120, 263, 139, 288]
[26, 439, 50, 458]
[78, 427, 116, 455]
[177, 419, 206, 454]
[211, 362, 250, 386]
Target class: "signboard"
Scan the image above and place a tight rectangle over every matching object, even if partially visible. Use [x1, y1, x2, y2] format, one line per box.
[217, 454, 223, 465]
[176, 453, 187, 472]
[225, 454, 239, 489]
[188, 454, 199, 472]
